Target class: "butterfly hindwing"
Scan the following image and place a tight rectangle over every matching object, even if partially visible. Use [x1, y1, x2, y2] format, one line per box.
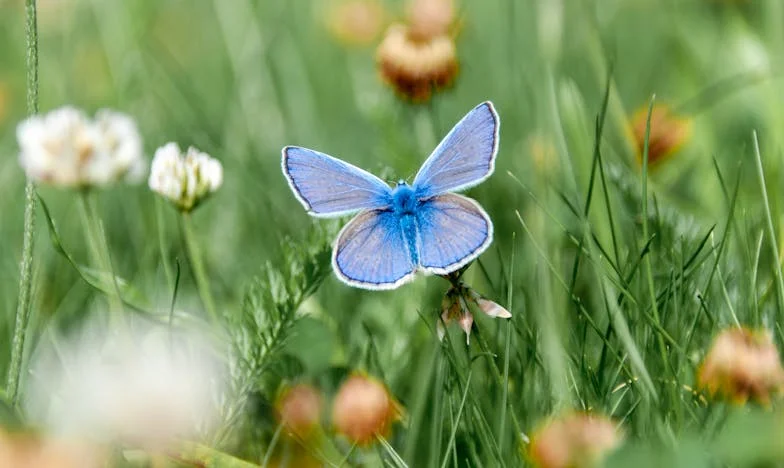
[416, 193, 493, 275]
[333, 209, 417, 290]
[413, 102, 499, 198]
[282, 146, 393, 217]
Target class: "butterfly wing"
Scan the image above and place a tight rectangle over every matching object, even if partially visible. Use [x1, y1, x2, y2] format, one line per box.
[413, 102, 500, 198]
[333, 209, 417, 290]
[282, 146, 393, 217]
[416, 193, 493, 274]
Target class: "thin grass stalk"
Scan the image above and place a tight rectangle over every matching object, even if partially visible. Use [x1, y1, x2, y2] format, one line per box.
[640, 95, 671, 376]
[752, 131, 784, 319]
[6, 0, 39, 406]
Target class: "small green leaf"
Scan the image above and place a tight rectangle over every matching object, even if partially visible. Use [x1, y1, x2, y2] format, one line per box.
[78, 266, 151, 311]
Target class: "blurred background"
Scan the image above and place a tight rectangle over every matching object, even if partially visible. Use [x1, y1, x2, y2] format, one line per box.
[1, 0, 784, 465]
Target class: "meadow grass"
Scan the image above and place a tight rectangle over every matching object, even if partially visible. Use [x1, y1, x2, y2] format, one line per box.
[1, 0, 784, 466]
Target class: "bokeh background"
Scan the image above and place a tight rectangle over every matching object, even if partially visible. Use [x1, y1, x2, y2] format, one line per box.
[2, 0, 784, 466]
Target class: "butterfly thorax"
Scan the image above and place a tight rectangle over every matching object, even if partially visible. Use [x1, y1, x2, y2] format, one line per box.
[391, 182, 420, 215]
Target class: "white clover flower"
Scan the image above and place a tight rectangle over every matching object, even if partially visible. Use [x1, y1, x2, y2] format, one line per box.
[16, 106, 145, 188]
[148, 142, 223, 212]
[24, 322, 225, 451]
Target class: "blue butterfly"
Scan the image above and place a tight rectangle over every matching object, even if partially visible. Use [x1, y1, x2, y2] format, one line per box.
[282, 101, 499, 290]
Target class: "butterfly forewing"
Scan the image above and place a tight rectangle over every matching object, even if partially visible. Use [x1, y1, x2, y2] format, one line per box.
[282, 146, 393, 217]
[413, 102, 499, 198]
[416, 194, 493, 274]
[333, 209, 418, 290]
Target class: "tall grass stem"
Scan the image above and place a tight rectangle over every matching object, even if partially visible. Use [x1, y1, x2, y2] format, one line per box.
[640, 95, 670, 375]
[180, 212, 219, 323]
[7, 0, 39, 406]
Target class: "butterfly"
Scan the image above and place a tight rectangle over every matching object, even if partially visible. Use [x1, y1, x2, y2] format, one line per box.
[281, 101, 499, 290]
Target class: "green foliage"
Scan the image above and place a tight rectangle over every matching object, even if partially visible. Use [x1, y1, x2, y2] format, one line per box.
[221, 227, 333, 458]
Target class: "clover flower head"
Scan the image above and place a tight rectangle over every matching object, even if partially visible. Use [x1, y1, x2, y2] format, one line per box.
[406, 0, 455, 41]
[331, 374, 402, 446]
[631, 104, 692, 167]
[148, 142, 223, 212]
[25, 322, 225, 451]
[0, 430, 104, 468]
[328, 0, 386, 46]
[17, 106, 144, 188]
[376, 24, 458, 102]
[530, 413, 622, 468]
[276, 384, 324, 439]
[698, 327, 784, 404]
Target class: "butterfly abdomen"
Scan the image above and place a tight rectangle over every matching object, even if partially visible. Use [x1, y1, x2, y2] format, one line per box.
[399, 214, 420, 265]
[391, 183, 422, 265]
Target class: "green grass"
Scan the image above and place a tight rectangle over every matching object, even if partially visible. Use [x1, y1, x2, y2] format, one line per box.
[2, 0, 784, 466]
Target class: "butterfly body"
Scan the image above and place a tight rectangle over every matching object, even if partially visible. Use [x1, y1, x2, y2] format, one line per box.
[391, 182, 419, 215]
[282, 102, 500, 290]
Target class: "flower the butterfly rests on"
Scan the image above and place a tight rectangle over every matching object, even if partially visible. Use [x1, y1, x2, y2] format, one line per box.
[282, 101, 499, 290]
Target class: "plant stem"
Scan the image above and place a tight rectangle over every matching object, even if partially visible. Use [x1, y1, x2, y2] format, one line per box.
[77, 191, 123, 317]
[180, 212, 218, 323]
[6, 0, 39, 407]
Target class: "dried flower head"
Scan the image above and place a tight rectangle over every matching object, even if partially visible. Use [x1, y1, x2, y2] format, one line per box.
[698, 327, 784, 404]
[377, 24, 458, 102]
[332, 374, 401, 445]
[438, 281, 511, 344]
[148, 142, 223, 212]
[328, 0, 386, 46]
[406, 0, 455, 41]
[276, 384, 324, 439]
[631, 104, 692, 167]
[25, 322, 225, 451]
[17, 106, 145, 188]
[529, 413, 622, 468]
